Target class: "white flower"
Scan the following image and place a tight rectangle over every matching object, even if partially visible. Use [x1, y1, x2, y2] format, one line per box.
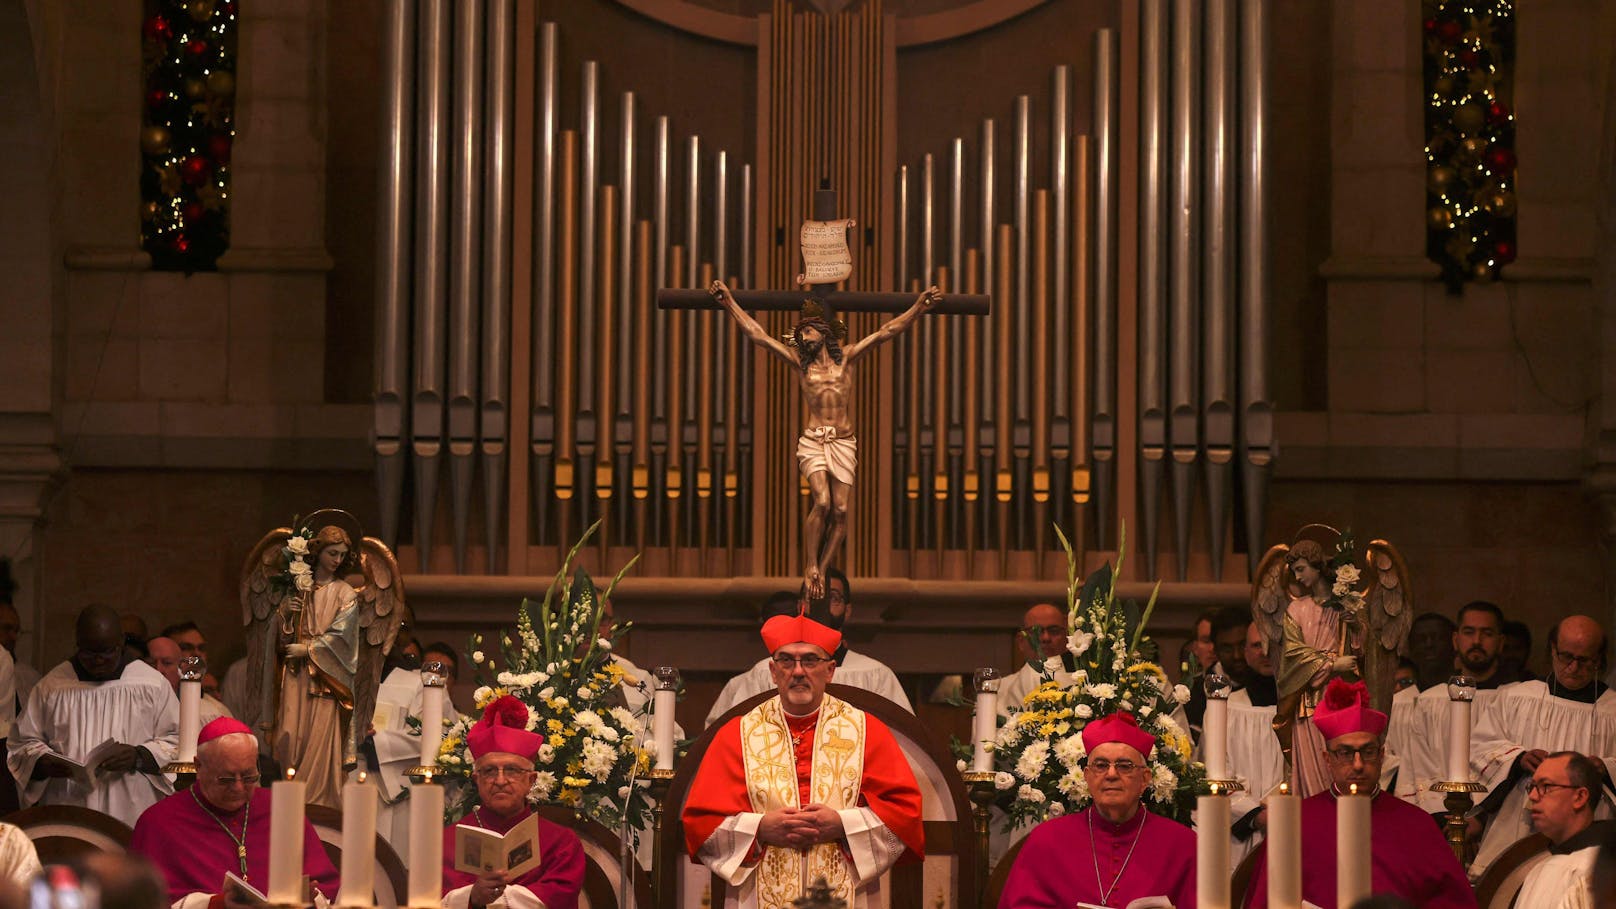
[1172, 684, 1190, 704]
[1086, 683, 1117, 701]
[597, 638, 613, 652]
[497, 671, 516, 686]
[286, 536, 309, 555]
[1042, 656, 1064, 676]
[574, 710, 608, 736]
[473, 685, 492, 704]
[538, 687, 555, 700]
[994, 771, 1016, 791]
[1056, 769, 1090, 801]
[287, 559, 311, 576]
[1074, 703, 1093, 719]
[1334, 563, 1360, 587]
[471, 650, 485, 664]
[581, 739, 617, 780]
[1139, 705, 1154, 718]
[1067, 631, 1095, 656]
[1016, 741, 1050, 781]
[1048, 801, 1066, 817]
[1073, 670, 1088, 685]
[578, 686, 595, 700]
[294, 574, 313, 592]
[1119, 700, 1133, 712]
[956, 759, 968, 773]
[537, 744, 556, 764]
[1151, 763, 1178, 801]
[1053, 735, 1086, 768]
[524, 711, 540, 732]
[1017, 784, 1046, 804]
[530, 771, 557, 800]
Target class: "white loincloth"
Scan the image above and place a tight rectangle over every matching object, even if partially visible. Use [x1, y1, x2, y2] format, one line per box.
[796, 426, 857, 485]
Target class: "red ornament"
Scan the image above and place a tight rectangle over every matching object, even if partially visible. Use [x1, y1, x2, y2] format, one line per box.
[187, 38, 210, 57]
[146, 88, 171, 109]
[207, 133, 232, 164]
[173, 234, 191, 254]
[143, 15, 173, 43]
[1437, 20, 1462, 42]
[182, 155, 210, 185]
[1484, 147, 1517, 173]
[182, 202, 205, 222]
[1487, 100, 1511, 124]
[1422, 18, 1437, 34]
[1493, 240, 1516, 264]
[1457, 48, 1479, 68]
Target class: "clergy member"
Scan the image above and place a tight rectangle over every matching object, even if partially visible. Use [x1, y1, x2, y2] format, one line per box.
[1224, 621, 1284, 871]
[9, 604, 179, 827]
[995, 603, 1074, 721]
[703, 572, 911, 727]
[1513, 752, 1611, 909]
[130, 717, 340, 909]
[1243, 678, 1475, 909]
[683, 611, 923, 908]
[369, 652, 457, 860]
[440, 696, 584, 909]
[1468, 614, 1616, 877]
[998, 712, 1197, 908]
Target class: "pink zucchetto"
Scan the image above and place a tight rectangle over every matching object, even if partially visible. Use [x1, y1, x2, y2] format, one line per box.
[1081, 711, 1157, 759]
[467, 695, 545, 760]
[196, 717, 253, 746]
[1311, 678, 1389, 743]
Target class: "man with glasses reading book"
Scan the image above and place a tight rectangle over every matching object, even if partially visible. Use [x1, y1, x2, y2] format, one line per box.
[439, 697, 583, 909]
[682, 612, 922, 908]
[1243, 679, 1473, 909]
[130, 717, 339, 909]
[1470, 614, 1616, 878]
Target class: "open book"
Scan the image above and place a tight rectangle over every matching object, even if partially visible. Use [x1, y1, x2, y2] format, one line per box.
[1076, 899, 1173, 909]
[454, 814, 541, 878]
[57, 739, 129, 791]
[223, 872, 315, 908]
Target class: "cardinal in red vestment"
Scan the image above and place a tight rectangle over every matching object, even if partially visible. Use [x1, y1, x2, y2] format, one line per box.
[1243, 678, 1475, 908]
[682, 612, 923, 909]
[439, 696, 584, 909]
[130, 718, 339, 909]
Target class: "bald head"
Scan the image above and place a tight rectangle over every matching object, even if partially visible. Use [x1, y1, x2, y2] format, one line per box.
[146, 636, 181, 690]
[76, 604, 125, 681]
[1549, 615, 1607, 691]
[1021, 603, 1068, 660]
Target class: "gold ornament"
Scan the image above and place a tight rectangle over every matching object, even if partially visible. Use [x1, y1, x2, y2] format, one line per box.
[206, 70, 235, 98]
[187, 0, 215, 22]
[184, 77, 206, 99]
[141, 200, 161, 222]
[1433, 75, 1456, 97]
[140, 125, 171, 156]
[1427, 165, 1457, 193]
[1452, 103, 1485, 135]
[1444, 233, 1475, 261]
[1427, 207, 1454, 229]
[1460, 137, 1488, 158]
[1483, 189, 1516, 217]
[1471, 261, 1493, 281]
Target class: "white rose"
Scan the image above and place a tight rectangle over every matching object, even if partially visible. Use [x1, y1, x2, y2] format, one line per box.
[294, 574, 313, 592]
[956, 759, 968, 773]
[538, 687, 555, 700]
[287, 559, 311, 576]
[286, 536, 309, 555]
[471, 650, 486, 663]
[1087, 683, 1117, 701]
[1074, 703, 1093, 719]
[994, 771, 1016, 791]
[1047, 801, 1066, 817]
[578, 686, 595, 700]
[473, 685, 492, 703]
[597, 638, 613, 651]
[1334, 563, 1360, 586]
[1139, 705, 1154, 718]
[1017, 784, 1046, 804]
[1173, 684, 1190, 704]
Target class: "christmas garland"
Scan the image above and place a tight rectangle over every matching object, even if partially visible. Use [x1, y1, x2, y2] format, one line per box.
[1422, 0, 1516, 292]
[141, 0, 238, 272]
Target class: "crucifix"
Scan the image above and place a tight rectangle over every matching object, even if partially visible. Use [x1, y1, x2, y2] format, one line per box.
[658, 182, 989, 598]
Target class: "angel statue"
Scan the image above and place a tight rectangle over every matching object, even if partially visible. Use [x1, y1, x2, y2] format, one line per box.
[241, 509, 407, 810]
[1252, 525, 1411, 797]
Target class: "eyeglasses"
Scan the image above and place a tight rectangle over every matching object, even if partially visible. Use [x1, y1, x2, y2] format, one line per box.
[1552, 649, 1599, 670]
[474, 766, 535, 781]
[1527, 780, 1581, 797]
[211, 774, 261, 788]
[1022, 625, 1064, 638]
[1085, 759, 1141, 775]
[1327, 744, 1383, 763]
[772, 654, 830, 669]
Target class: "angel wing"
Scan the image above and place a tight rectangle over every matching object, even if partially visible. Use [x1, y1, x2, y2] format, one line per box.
[239, 528, 292, 738]
[346, 536, 410, 768]
[1250, 544, 1292, 658]
[1359, 539, 1413, 716]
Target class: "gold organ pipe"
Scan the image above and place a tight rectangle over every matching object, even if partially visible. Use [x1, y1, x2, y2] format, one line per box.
[697, 263, 716, 499]
[596, 185, 617, 502]
[933, 266, 951, 501]
[1072, 135, 1093, 505]
[1032, 190, 1051, 500]
[963, 248, 981, 575]
[994, 224, 1013, 481]
[554, 130, 579, 502]
[632, 221, 652, 499]
[666, 244, 687, 484]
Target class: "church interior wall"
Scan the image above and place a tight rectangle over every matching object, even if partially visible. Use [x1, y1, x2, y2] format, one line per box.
[10, 1, 1616, 722]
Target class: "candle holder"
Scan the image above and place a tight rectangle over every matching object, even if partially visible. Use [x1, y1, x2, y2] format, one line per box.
[165, 655, 207, 785]
[646, 766, 677, 908]
[962, 770, 996, 909]
[1434, 673, 1484, 860]
[404, 766, 440, 784]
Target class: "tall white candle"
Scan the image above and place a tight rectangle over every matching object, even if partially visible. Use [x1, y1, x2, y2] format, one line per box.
[1196, 790, 1231, 909]
[653, 688, 677, 771]
[1203, 697, 1228, 779]
[1267, 784, 1301, 909]
[972, 690, 997, 773]
[176, 679, 202, 763]
[268, 770, 306, 904]
[406, 780, 445, 906]
[418, 689, 445, 766]
[337, 773, 378, 907]
[1336, 784, 1372, 908]
[1446, 698, 1471, 782]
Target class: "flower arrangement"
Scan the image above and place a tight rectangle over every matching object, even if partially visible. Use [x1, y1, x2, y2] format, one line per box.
[432, 524, 655, 834]
[988, 526, 1206, 827]
[270, 525, 317, 596]
[1325, 531, 1365, 611]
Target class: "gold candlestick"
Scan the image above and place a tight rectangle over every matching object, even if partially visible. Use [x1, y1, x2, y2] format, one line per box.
[963, 770, 996, 909]
[647, 767, 676, 908]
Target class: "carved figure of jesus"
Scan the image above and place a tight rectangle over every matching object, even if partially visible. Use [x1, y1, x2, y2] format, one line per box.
[710, 279, 942, 597]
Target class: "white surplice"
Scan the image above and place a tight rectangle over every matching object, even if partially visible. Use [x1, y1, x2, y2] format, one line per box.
[369, 666, 456, 858]
[1400, 682, 1504, 812]
[996, 659, 1077, 721]
[0, 822, 39, 888]
[1468, 681, 1616, 877]
[703, 650, 911, 728]
[1380, 684, 1420, 795]
[1514, 843, 1598, 909]
[8, 659, 179, 827]
[0, 649, 17, 740]
[1219, 688, 1285, 872]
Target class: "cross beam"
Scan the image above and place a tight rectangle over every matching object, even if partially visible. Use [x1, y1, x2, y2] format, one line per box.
[656, 288, 988, 315]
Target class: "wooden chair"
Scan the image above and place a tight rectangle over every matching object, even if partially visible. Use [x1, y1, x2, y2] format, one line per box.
[534, 806, 654, 909]
[5, 805, 132, 864]
[658, 683, 977, 909]
[1472, 832, 1550, 909]
[306, 804, 409, 909]
[1230, 841, 1262, 908]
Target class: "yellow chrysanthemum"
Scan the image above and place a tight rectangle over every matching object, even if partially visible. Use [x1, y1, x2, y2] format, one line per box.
[546, 719, 564, 734]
